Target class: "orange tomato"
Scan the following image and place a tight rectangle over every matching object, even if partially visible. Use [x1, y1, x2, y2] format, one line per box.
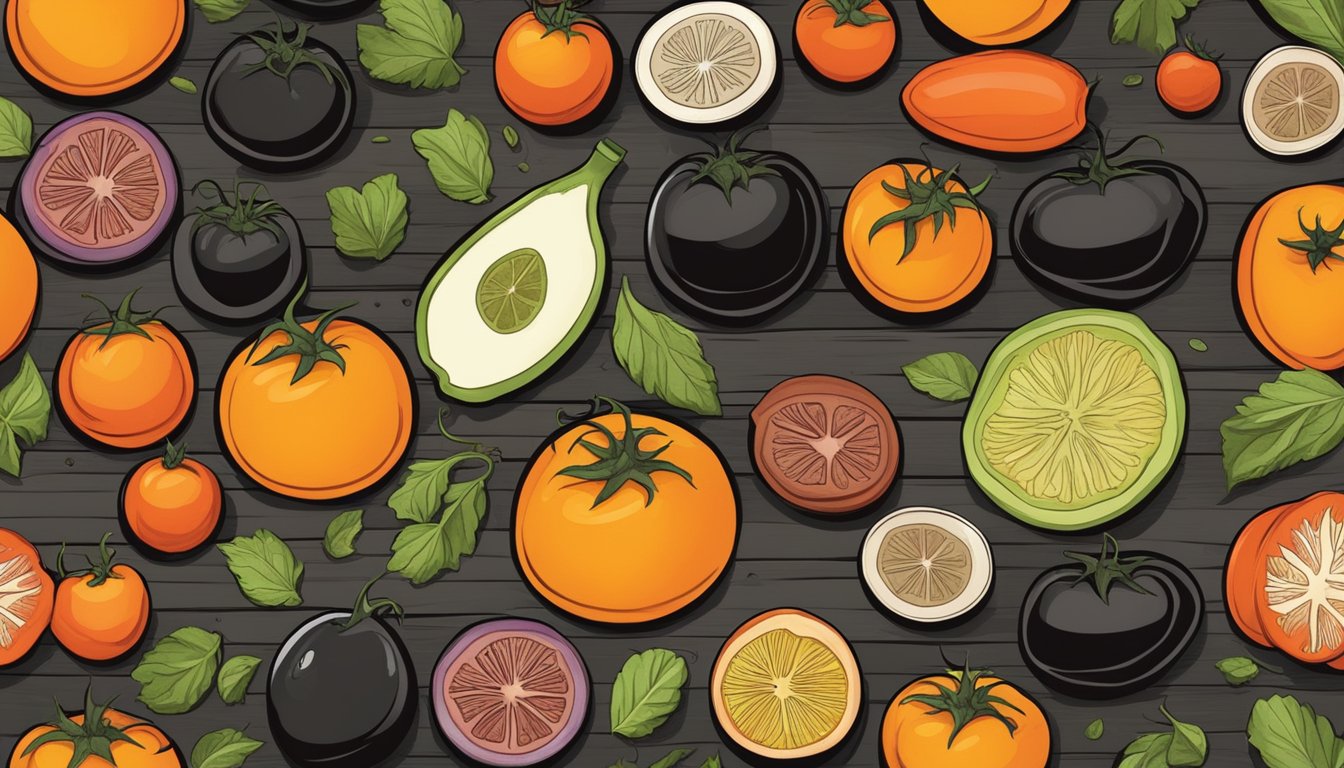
[56, 292, 195, 451]
[513, 399, 739, 624]
[1237, 183, 1344, 370]
[10, 690, 183, 768]
[494, 6, 615, 127]
[795, 0, 897, 85]
[51, 535, 150, 663]
[5, 0, 185, 98]
[0, 212, 37, 363]
[919, 0, 1073, 46]
[1157, 40, 1222, 115]
[882, 668, 1051, 768]
[121, 442, 222, 557]
[218, 300, 413, 501]
[0, 529, 54, 668]
[842, 161, 993, 314]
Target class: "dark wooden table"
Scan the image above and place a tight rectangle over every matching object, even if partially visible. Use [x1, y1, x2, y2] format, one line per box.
[2, 0, 1341, 765]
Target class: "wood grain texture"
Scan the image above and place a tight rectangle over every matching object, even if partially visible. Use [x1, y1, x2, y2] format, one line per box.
[1, 0, 1341, 766]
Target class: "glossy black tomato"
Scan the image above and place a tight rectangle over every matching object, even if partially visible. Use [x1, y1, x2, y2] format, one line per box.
[272, 0, 376, 20]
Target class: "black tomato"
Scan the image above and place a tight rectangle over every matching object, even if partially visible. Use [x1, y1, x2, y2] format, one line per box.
[272, 0, 376, 20]
[1019, 535, 1203, 700]
[1010, 132, 1206, 307]
[268, 582, 415, 768]
[646, 134, 826, 325]
[203, 20, 355, 172]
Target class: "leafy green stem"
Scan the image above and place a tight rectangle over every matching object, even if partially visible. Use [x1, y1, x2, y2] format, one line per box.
[249, 286, 356, 384]
[1279, 209, 1344, 273]
[80, 290, 164, 351]
[867, 153, 992, 263]
[900, 662, 1024, 748]
[243, 16, 347, 87]
[1064, 533, 1151, 604]
[191, 179, 288, 240]
[821, 0, 888, 26]
[1050, 125, 1162, 194]
[57, 533, 122, 589]
[340, 573, 403, 631]
[688, 128, 780, 203]
[22, 688, 142, 768]
[557, 397, 694, 509]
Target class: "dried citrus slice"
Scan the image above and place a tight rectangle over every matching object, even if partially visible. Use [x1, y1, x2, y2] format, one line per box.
[861, 507, 993, 623]
[432, 618, 588, 767]
[1242, 46, 1344, 157]
[476, 248, 548, 335]
[711, 608, 862, 761]
[0, 528, 54, 668]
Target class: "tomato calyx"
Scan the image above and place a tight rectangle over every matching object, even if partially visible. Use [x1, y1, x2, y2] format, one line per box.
[688, 129, 781, 203]
[340, 574, 404, 633]
[901, 662, 1025, 748]
[80, 290, 164, 351]
[160, 440, 188, 471]
[190, 179, 288, 240]
[529, 0, 592, 41]
[250, 287, 357, 384]
[22, 687, 142, 768]
[243, 17, 348, 88]
[1278, 209, 1344, 273]
[1050, 126, 1162, 194]
[1063, 533, 1151, 605]
[820, 0, 889, 27]
[57, 533, 123, 589]
[1182, 35, 1222, 62]
[556, 396, 694, 509]
[867, 156, 992, 263]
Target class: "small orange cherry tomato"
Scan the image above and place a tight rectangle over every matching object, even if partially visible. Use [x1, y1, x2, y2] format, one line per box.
[494, 3, 616, 127]
[795, 0, 897, 85]
[56, 291, 195, 451]
[121, 441, 222, 558]
[1157, 37, 1223, 115]
[51, 534, 151, 663]
[0, 528, 54, 668]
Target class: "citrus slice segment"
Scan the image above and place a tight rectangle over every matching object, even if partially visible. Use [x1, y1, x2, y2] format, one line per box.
[0, 528, 54, 668]
[861, 507, 993, 623]
[1243, 46, 1344, 157]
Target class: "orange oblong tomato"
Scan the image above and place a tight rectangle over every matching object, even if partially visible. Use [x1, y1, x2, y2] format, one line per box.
[51, 534, 150, 663]
[882, 666, 1051, 768]
[919, 0, 1073, 47]
[902, 51, 1089, 154]
[1236, 183, 1344, 370]
[218, 295, 414, 501]
[841, 160, 994, 315]
[56, 291, 195, 451]
[10, 689, 183, 768]
[0, 211, 37, 363]
[794, 0, 898, 85]
[513, 398, 739, 624]
[0, 528, 54, 668]
[494, 4, 616, 128]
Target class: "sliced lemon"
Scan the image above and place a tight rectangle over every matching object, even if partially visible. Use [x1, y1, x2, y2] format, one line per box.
[475, 247, 548, 335]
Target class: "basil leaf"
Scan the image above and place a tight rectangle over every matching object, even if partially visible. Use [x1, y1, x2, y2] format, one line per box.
[502, 125, 520, 150]
[1119, 733, 1173, 768]
[357, 0, 467, 89]
[131, 627, 222, 714]
[1220, 368, 1344, 490]
[1111, 0, 1200, 54]
[1253, 0, 1344, 64]
[371, 135, 391, 144]
[388, 477, 488, 584]
[0, 354, 50, 477]
[1189, 338, 1208, 352]
[413, 109, 492, 204]
[612, 277, 721, 416]
[700, 758, 722, 768]
[649, 749, 695, 768]
[190, 728, 263, 768]
[1216, 656, 1261, 686]
[610, 648, 689, 739]
[1123, 73, 1145, 86]
[218, 530, 304, 607]
[169, 76, 198, 94]
[216, 655, 261, 705]
[903, 351, 979, 401]
[0, 97, 33, 157]
[193, 0, 248, 22]
[1162, 705, 1208, 766]
[1087, 718, 1105, 740]
[323, 509, 364, 559]
[327, 173, 408, 261]
[1249, 695, 1344, 768]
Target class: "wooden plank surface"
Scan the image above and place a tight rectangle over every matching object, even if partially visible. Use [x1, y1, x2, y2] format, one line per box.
[2, 0, 1342, 766]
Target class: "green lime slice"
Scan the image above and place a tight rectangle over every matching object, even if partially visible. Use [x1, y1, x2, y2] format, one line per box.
[476, 248, 548, 334]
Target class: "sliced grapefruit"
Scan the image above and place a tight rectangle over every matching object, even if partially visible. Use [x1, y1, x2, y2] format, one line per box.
[0, 528, 53, 667]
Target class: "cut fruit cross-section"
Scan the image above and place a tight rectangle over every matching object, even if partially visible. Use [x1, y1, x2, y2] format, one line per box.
[0, 529, 54, 668]
[861, 507, 993, 624]
[1242, 46, 1344, 157]
[1264, 506, 1344, 661]
[476, 248, 548, 335]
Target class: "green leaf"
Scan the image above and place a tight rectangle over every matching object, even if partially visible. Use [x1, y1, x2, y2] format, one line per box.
[1123, 73, 1145, 86]
[1216, 656, 1261, 686]
[608, 761, 638, 768]
[169, 76, 198, 94]
[1162, 705, 1208, 766]
[131, 627, 222, 715]
[649, 749, 695, 768]
[389, 460, 452, 524]
[371, 135, 391, 144]
[327, 173, 409, 261]
[190, 728, 263, 768]
[218, 530, 304, 607]
[610, 648, 689, 739]
[1119, 733, 1174, 768]
[700, 758, 722, 768]
[518, 161, 530, 173]
[1112, 0, 1200, 53]
[357, 0, 467, 89]
[192, 0, 248, 22]
[0, 97, 33, 157]
[388, 471, 489, 584]
[1189, 338, 1208, 352]
[1253, 0, 1344, 65]
[902, 351, 979, 401]
[1087, 718, 1105, 740]
[216, 655, 261, 705]
[1220, 368, 1344, 490]
[0, 354, 50, 477]
[612, 277, 721, 416]
[413, 109, 493, 204]
[1248, 694, 1344, 768]
[323, 509, 364, 559]
[502, 125, 520, 150]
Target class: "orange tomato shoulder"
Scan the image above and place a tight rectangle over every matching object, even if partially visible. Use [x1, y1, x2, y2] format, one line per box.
[882, 674, 1050, 768]
[795, 0, 896, 84]
[494, 12, 614, 127]
[11, 709, 181, 768]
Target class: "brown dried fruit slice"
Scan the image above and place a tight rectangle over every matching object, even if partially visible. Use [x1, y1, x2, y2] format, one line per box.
[1243, 46, 1344, 157]
[861, 507, 993, 624]
[751, 374, 900, 514]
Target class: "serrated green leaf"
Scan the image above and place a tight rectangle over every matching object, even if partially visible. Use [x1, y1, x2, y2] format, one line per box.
[903, 351, 979, 401]
[610, 648, 689, 739]
[649, 749, 695, 768]
[323, 509, 364, 559]
[1220, 368, 1344, 490]
[357, 0, 466, 89]
[190, 728, 263, 768]
[1249, 694, 1344, 768]
[216, 655, 261, 705]
[413, 109, 492, 204]
[218, 530, 303, 607]
[1112, 0, 1200, 54]
[1253, 0, 1344, 65]
[0, 354, 50, 477]
[388, 478, 488, 584]
[327, 173, 408, 261]
[0, 97, 33, 157]
[612, 277, 721, 416]
[700, 757, 722, 768]
[1087, 719, 1105, 740]
[131, 627, 222, 715]
[1216, 657, 1261, 686]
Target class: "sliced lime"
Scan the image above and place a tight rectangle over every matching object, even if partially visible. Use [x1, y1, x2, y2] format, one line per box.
[476, 248, 548, 335]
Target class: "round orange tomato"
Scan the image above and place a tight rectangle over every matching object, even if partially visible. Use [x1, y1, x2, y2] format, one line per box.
[795, 0, 897, 85]
[1157, 38, 1222, 115]
[882, 668, 1050, 768]
[56, 292, 195, 450]
[0, 212, 37, 363]
[121, 441, 222, 558]
[218, 299, 413, 501]
[1236, 183, 1344, 370]
[495, 4, 615, 127]
[0, 529, 53, 668]
[10, 690, 183, 768]
[513, 398, 739, 624]
[842, 160, 994, 314]
[51, 535, 150, 663]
